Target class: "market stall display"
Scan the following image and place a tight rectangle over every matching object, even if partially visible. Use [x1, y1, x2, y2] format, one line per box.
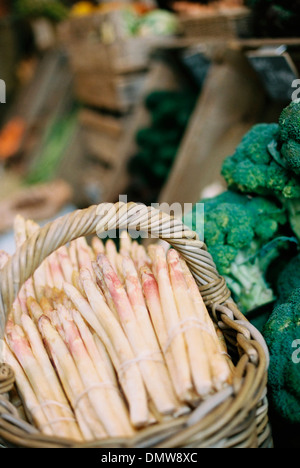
[0, 0, 299, 451]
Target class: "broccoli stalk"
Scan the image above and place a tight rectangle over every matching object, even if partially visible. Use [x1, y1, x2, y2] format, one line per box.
[224, 238, 297, 313]
[225, 248, 275, 313]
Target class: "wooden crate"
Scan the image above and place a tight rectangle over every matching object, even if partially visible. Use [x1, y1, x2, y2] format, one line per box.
[79, 109, 131, 167]
[59, 11, 152, 75]
[103, 57, 187, 203]
[73, 70, 147, 112]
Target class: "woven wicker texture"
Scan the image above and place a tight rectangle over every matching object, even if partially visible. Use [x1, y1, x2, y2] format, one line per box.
[0, 202, 272, 448]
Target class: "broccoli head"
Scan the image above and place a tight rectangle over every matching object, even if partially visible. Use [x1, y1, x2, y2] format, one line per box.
[186, 190, 289, 313]
[278, 100, 300, 176]
[263, 288, 300, 424]
[222, 118, 300, 242]
[222, 123, 300, 199]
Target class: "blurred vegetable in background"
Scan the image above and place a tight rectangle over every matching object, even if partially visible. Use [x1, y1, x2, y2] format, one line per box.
[246, 0, 300, 38]
[128, 90, 197, 203]
[13, 0, 69, 22]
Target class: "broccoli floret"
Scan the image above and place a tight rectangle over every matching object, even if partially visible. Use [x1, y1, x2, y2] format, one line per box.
[276, 254, 300, 304]
[186, 190, 289, 313]
[263, 288, 300, 424]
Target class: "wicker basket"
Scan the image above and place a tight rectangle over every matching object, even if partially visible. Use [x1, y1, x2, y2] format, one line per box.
[0, 202, 272, 448]
[59, 11, 152, 75]
[179, 7, 253, 40]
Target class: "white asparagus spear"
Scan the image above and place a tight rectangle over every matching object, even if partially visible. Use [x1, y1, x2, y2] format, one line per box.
[214, 323, 235, 374]
[25, 220, 47, 301]
[0, 250, 9, 269]
[93, 333, 118, 388]
[140, 266, 184, 401]
[72, 270, 87, 298]
[0, 251, 21, 325]
[69, 241, 79, 270]
[27, 297, 44, 321]
[92, 261, 119, 321]
[122, 255, 178, 406]
[131, 241, 139, 261]
[48, 252, 65, 290]
[120, 231, 132, 256]
[57, 246, 74, 284]
[167, 249, 212, 398]
[148, 245, 193, 401]
[2, 341, 53, 436]
[51, 354, 94, 442]
[38, 315, 107, 440]
[133, 245, 151, 272]
[179, 258, 232, 389]
[14, 216, 37, 302]
[6, 324, 74, 439]
[98, 254, 176, 415]
[21, 313, 83, 441]
[75, 238, 94, 274]
[115, 253, 125, 284]
[91, 237, 105, 256]
[11, 301, 22, 327]
[58, 304, 128, 437]
[72, 308, 134, 436]
[105, 240, 118, 273]
[63, 281, 149, 428]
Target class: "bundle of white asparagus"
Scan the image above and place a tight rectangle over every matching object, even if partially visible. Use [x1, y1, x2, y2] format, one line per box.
[0, 216, 234, 442]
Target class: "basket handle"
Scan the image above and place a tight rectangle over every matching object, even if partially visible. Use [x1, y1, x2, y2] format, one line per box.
[0, 202, 229, 336]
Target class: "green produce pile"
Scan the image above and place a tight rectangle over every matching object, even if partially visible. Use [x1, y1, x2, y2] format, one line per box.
[186, 100, 300, 424]
[246, 0, 300, 38]
[128, 90, 197, 203]
[13, 0, 69, 22]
